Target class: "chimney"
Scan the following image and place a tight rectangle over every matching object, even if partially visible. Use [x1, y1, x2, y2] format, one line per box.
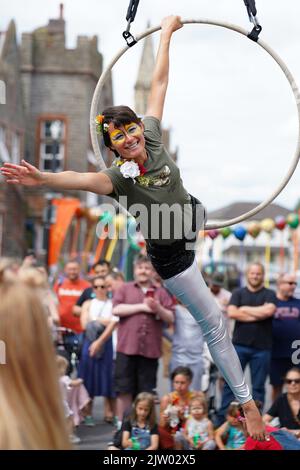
[59, 3, 64, 20]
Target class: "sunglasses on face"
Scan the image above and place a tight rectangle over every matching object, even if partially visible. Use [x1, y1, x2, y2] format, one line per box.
[285, 378, 300, 384]
[282, 281, 297, 285]
[93, 285, 107, 290]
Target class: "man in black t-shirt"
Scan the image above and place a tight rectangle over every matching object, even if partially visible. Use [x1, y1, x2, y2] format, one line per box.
[217, 262, 276, 424]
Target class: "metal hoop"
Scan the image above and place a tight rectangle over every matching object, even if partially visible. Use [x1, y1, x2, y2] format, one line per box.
[90, 19, 300, 230]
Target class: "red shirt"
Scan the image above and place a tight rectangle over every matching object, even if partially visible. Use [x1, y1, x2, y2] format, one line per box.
[113, 281, 174, 359]
[54, 278, 90, 333]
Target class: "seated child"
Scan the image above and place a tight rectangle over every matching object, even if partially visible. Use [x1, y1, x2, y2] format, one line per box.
[122, 392, 159, 450]
[183, 395, 216, 450]
[215, 402, 246, 450]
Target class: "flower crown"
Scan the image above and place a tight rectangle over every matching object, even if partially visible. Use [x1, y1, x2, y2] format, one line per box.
[95, 115, 109, 135]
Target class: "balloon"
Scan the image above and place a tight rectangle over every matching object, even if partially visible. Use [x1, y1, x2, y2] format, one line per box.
[286, 213, 299, 229]
[275, 215, 286, 231]
[248, 222, 261, 239]
[114, 213, 126, 231]
[260, 218, 275, 233]
[75, 207, 84, 218]
[233, 226, 247, 241]
[207, 229, 219, 240]
[127, 218, 141, 251]
[127, 217, 138, 238]
[220, 227, 232, 239]
[88, 207, 102, 222]
[99, 211, 113, 225]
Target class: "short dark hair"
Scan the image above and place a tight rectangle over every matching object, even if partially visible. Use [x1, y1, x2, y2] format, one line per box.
[171, 366, 193, 382]
[92, 275, 106, 287]
[93, 259, 111, 270]
[101, 105, 142, 154]
[285, 367, 300, 379]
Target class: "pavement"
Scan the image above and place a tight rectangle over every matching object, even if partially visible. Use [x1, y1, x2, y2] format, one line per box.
[76, 408, 114, 450]
[76, 360, 169, 450]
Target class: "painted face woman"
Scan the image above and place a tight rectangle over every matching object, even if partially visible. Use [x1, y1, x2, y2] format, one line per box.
[0, 15, 265, 440]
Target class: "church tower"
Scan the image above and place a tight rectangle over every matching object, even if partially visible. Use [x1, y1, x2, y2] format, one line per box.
[134, 30, 154, 116]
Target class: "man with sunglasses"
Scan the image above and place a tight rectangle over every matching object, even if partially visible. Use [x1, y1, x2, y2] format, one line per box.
[271, 273, 300, 401]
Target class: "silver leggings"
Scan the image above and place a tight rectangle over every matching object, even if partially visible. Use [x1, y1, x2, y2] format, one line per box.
[163, 259, 252, 405]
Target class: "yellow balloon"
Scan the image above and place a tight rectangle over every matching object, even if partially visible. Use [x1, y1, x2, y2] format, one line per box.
[114, 214, 126, 231]
[260, 218, 275, 233]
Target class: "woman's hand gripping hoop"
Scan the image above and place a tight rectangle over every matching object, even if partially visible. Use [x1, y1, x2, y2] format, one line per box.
[90, 18, 300, 230]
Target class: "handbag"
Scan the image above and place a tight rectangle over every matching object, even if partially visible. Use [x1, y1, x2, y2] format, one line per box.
[85, 321, 105, 343]
[84, 321, 106, 359]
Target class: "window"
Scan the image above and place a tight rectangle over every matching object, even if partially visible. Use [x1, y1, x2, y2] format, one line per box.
[11, 132, 21, 164]
[0, 79, 5, 104]
[0, 125, 9, 163]
[39, 119, 66, 172]
[0, 126, 5, 143]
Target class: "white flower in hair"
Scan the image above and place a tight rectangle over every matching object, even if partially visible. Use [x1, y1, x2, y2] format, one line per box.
[120, 161, 140, 183]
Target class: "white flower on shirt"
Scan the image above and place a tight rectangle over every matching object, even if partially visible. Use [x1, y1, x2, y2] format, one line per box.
[120, 161, 140, 183]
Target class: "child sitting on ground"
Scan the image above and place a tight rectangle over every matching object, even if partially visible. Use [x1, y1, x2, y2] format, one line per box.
[183, 395, 216, 450]
[215, 402, 246, 450]
[122, 392, 159, 450]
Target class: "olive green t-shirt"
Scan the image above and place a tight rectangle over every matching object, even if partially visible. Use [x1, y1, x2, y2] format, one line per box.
[103, 116, 197, 245]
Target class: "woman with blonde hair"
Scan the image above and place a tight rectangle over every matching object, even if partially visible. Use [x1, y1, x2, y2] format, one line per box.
[0, 257, 20, 283]
[18, 266, 59, 330]
[0, 281, 70, 449]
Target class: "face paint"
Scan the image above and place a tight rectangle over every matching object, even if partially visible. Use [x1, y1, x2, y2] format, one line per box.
[110, 130, 125, 145]
[109, 122, 142, 146]
[124, 122, 143, 137]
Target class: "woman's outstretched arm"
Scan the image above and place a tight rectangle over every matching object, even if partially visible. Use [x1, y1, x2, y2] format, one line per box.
[146, 15, 182, 121]
[0, 160, 113, 195]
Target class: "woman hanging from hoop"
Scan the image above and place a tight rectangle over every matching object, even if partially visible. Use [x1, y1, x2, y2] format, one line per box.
[1, 16, 266, 440]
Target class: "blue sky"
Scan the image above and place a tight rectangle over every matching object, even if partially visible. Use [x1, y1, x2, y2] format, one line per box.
[1, 0, 300, 211]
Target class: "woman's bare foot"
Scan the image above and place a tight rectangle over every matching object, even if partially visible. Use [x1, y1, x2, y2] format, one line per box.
[242, 399, 266, 441]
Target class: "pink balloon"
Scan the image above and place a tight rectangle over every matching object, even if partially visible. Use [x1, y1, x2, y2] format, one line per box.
[275, 216, 286, 231]
[207, 229, 219, 240]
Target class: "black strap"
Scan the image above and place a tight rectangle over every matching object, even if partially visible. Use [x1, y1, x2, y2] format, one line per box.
[243, 0, 257, 21]
[122, 0, 140, 47]
[126, 0, 140, 23]
[243, 0, 262, 42]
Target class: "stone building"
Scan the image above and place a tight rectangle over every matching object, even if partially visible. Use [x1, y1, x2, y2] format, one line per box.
[0, 20, 26, 257]
[21, 5, 113, 256]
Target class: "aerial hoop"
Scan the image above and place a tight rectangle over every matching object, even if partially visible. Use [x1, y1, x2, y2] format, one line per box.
[90, 19, 300, 230]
